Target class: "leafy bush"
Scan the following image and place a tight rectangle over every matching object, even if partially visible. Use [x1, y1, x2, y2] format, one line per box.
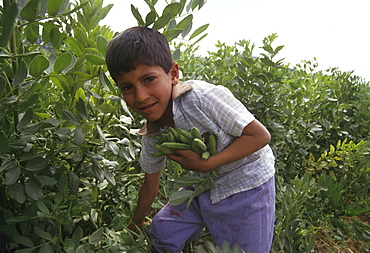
[0, 0, 139, 251]
[177, 17, 369, 252]
[1, 0, 369, 252]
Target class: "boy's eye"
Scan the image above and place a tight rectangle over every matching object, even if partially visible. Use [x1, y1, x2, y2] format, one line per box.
[144, 76, 155, 83]
[120, 84, 132, 91]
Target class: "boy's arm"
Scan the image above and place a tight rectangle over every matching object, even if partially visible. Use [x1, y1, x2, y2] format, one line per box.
[167, 119, 270, 173]
[128, 171, 161, 230]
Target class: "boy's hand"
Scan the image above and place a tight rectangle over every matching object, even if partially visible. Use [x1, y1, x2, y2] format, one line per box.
[166, 149, 212, 173]
[167, 120, 271, 173]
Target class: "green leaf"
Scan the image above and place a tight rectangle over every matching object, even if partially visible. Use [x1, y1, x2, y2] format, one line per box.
[1, 94, 18, 105]
[20, 0, 39, 21]
[24, 22, 40, 43]
[48, 0, 64, 16]
[96, 103, 116, 113]
[41, 21, 53, 44]
[74, 126, 85, 145]
[131, 4, 144, 25]
[50, 27, 64, 48]
[68, 171, 80, 195]
[0, 2, 18, 47]
[120, 98, 133, 119]
[96, 125, 107, 142]
[152, 13, 171, 30]
[94, 4, 113, 27]
[5, 215, 31, 224]
[172, 48, 181, 61]
[29, 55, 50, 77]
[62, 109, 81, 125]
[0, 161, 17, 173]
[14, 248, 35, 253]
[39, 244, 54, 253]
[192, 184, 205, 197]
[34, 112, 51, 119]
[76, 98, 89, 120]
[7, 183, 26, 204]
[54, 52, 72, 74]
[345, 207, 370, 216]
[75, 246, 85, 253]
[37, 200, 50, 214]
[85, 54, 105, 65]
[74, 27, 88, 47]
[37, 175, 57, 186]
[13, 234, 35, 248]
[169, 190, 193, 205]
[145, 11, 156, 26]
[34, 226, 53, 241]
[96, 36, 108, 56]
[13, 60, 28, 86]
[104, 168, 116, 186]
[189, 24, 209, 40]
[17, 107, 34, 131]
[26, 157, 48, 172]
[162, 3, 183, 19]
[128, 141, 135, 158]
[0, 130, 10, 153]
[177, 14, 193, 29]
[4, 167, 21, 185]
[89, 227, 104, 244]
[163, 29, 182, 42]
[71, 227, 83, 247]
[174, 175, 204, 187]
[20, 122, 44, 135]
[167, 19, 176, 31]
[192, 33, 207, 44]
[0, 75, 5, 96]
[25, 178, 42, 200]
[9, 139, 27, 153]
[45, 118, 61, 127]
[65, 37, 84, 56]
[178, 0, 187, 13]
[191, 0, 201, 10]
[99, 68, 116, 93]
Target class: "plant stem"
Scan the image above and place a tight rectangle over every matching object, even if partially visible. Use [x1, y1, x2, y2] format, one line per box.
[10, 28, 19, 131]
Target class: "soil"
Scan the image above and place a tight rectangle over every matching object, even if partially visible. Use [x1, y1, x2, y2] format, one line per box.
[314, 214, 370, 253]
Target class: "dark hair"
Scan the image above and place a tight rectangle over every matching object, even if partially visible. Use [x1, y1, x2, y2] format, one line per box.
[105, 26, 173, 83]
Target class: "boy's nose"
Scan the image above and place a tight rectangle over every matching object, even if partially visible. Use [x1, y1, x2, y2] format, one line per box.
[135, 86, 149, 103]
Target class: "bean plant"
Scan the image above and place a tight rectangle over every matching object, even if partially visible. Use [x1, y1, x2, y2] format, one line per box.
[0, 0, 369, 252]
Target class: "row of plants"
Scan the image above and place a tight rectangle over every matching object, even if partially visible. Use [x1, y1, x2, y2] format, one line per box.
[176, 29, 370, 252]
[0, 0, 369, 252]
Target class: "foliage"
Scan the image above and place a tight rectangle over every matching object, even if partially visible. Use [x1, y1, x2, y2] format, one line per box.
[176, 18, 370, 252]
[0, 0, 211, 252]
[273, 174, 320, 253]
[303, 139, 370, 215]
[0, 0, 141, 251]
[0, 0, 369, 252]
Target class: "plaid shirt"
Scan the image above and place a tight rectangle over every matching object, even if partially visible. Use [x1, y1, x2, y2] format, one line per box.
[139, 80, 275, 203]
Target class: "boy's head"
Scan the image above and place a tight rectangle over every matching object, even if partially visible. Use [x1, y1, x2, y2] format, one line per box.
[106, 26, 173, 83]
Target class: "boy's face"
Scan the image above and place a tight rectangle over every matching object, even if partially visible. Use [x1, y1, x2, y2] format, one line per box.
[116, 63, 179, 123]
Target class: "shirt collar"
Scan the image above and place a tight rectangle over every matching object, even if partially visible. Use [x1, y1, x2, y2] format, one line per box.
[136, 81, 193, 136]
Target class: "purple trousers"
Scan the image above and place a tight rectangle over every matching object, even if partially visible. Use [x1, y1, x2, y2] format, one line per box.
[150, 176, 275, 253]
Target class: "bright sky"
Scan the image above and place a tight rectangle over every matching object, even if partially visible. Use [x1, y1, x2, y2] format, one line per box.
[100, 0, 370, 82]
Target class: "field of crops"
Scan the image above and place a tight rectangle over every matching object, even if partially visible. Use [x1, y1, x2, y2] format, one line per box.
[0, 1, 369, 252]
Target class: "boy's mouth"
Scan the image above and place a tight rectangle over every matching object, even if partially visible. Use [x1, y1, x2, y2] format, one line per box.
[139, 102, 157, 113]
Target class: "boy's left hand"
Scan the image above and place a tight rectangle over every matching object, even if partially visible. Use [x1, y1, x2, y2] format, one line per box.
[166, 149, 211, 173]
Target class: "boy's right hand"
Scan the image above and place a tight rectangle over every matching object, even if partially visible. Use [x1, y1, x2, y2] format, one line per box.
[166, 149, 214, 173]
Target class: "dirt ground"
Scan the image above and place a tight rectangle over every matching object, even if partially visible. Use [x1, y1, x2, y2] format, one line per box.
[314, 214, 370, 253]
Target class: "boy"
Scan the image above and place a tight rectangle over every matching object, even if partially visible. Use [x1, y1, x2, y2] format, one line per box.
[106, 26, 275, 253]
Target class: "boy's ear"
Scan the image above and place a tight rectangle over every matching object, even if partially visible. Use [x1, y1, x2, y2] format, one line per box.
[170, 62, 179, 85]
